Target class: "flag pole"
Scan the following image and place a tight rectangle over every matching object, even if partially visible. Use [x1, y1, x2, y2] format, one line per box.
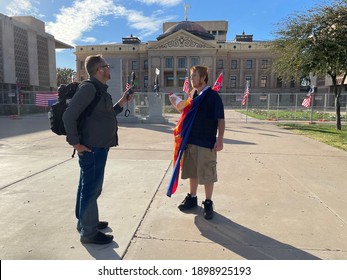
[309, 86, 314, 124]
[16, 77, 21, 118]
[245, 81, 249, 123]
[245, 95, 248, 123]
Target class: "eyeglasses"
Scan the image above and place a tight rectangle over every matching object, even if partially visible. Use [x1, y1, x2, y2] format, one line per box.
[99, 64, 110, 69]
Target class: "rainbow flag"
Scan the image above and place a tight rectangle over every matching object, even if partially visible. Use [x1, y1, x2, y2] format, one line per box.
[166, 87, 209, 197]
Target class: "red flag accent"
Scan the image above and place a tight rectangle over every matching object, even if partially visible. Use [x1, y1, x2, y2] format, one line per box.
[125, 83, 131, 90]
[302, 95, 312, 108]
[242, 84, 250, 106]
[212, 72, 223, 92]
[182, 77, 190, 94]
[302, 87, 314, 108]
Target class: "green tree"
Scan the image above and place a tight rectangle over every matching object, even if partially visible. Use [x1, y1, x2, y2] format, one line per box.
[271, 0, 347, 130]
[56, 67, 76, 86]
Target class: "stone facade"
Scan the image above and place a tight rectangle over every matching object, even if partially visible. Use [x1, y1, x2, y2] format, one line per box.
[75, 20, 302, 99]
[0, 13, 72, 93]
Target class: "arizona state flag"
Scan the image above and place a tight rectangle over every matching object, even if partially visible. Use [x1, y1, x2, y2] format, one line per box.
[167, 87, 210, 197]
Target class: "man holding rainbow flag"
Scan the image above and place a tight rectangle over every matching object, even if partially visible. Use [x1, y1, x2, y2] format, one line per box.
[168, 66, 225, 220]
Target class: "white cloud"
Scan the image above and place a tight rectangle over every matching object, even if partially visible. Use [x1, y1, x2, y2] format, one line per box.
[46, 0, 116, 46]
[5, 0, 41, 16]
[119, 8, 175, 38]
[136, 0, 182, 7]
[5, 0, 179, 46]
[46, 0, 177, 46]
[80, 37, 97, 43]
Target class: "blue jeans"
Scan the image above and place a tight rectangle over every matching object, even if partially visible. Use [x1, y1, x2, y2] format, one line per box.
[75, 147, 109, 237]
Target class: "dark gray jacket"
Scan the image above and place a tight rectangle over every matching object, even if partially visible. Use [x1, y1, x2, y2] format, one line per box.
[62, 77, 123, 148]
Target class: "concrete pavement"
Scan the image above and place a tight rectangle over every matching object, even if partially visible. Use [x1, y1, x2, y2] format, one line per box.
[0, 110, 346, 260]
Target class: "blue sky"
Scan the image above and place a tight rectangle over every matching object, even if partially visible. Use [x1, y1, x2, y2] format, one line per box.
[0, 0, 322, 70]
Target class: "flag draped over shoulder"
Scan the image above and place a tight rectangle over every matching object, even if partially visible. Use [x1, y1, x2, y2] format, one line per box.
[212, 72, 223, 92]
[302, 87, 314, 108]
[182, 77, 190, 94]
[167, 87, 209, 197]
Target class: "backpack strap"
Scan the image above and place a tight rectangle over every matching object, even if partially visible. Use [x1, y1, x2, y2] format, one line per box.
[81, 80, 103, 117]
[71, 80, 103, 158]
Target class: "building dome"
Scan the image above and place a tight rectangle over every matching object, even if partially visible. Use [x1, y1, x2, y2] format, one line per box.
[157, 21, 215, 41]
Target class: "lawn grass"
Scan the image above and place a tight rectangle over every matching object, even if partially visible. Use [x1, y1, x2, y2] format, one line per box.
[238, 109, 338, 121]
[278, 123, 347, 151]
[238, 109, 347, 151]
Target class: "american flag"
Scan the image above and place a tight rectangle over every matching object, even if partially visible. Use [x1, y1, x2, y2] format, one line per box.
[182, 77, 190, 94]
[242, 82, 250, 106]
[302, 87, 314, 108]
[35, 92, 58, 107]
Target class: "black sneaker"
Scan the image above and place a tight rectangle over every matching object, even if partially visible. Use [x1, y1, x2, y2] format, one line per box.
[80, 231, 113, 244]
[77, 221, 109, 233]
[203, 199, 214, 220]
[178, 193, 198, 211]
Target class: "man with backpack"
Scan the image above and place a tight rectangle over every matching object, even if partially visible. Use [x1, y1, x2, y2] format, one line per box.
[63, 54, 134, 245]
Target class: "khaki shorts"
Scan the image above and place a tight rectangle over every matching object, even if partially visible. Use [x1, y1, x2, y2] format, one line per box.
[181, 144, 218, 185]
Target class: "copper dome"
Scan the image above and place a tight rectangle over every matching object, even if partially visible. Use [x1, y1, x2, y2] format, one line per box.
[157, 21, 215, 41]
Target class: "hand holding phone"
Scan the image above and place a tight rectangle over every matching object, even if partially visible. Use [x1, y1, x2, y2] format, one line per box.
[127, 72, 136, 97]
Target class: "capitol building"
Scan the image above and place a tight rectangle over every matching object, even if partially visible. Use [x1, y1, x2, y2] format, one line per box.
[75, 19, 302, 99]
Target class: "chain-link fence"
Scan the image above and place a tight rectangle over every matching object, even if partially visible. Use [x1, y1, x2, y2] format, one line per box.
[1, 90, 347, 123]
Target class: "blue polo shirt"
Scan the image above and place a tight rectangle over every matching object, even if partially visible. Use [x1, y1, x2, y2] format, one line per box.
[187, 87, 225, 149]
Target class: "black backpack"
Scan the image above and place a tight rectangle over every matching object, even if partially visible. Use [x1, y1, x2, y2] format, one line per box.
[49, 80, 102, 136]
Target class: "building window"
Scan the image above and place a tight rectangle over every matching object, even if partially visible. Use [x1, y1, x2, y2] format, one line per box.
[132, 61, 138, 70]
[245, 59, 253, 69]
[245, 76, 252, 87]
[165, 57, 173, 68]
[14, 26, 30, 85]
[290, 79, 295, 88]
[165, 75, 174, 87]
[144, 76, 148, 88]
[217, 59, 223, 69]
[261, 59, 269, 69]
[231, 60, 238, 69]
[144, 60, 148, 69]
[191, 57, 200, 66]
[178, 57, 186, 68]
[230, 76, 237, 88]
[260, 76, 267, 88]
[80, 61, 84, 70]
[277, 77, 283, 88]
[37, 35, 50, 87]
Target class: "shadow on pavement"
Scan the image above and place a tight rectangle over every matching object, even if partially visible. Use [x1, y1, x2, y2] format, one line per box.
[82, 240, 120, 260]
[195, 212, 320, 260]
[223, 138, 256, 145]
